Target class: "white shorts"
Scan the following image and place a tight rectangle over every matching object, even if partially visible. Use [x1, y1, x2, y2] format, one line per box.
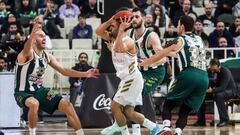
[113, 71, 144, 107]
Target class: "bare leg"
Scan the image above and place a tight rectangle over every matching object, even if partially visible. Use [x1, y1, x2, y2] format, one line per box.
[111, 101, 127, 126]
[124, 106, 159, 132]
[58, 99, 81, 130]
[123, 106, 144, 124]
[25, 97, 39, 128]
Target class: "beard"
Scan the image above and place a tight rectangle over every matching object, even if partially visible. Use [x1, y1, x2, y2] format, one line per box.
[80, 60, 87, 65]
[206, 11, 211, 16]
[132, 20, 143, 29]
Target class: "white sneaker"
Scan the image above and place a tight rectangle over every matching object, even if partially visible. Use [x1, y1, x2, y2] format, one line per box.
[101, 124, 120, 135]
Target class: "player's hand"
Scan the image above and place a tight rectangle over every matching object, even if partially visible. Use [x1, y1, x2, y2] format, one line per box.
[104, 40, 113, 49]
[86, 68, 100, 78]
[119, 16, 132, 31]
[30, 23, 42, 38]
[138, 60, 145, 67]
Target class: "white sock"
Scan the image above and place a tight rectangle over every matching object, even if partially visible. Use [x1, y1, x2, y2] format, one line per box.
[120, 125, 130, 135]
[143, 118, 156, 130]
[132, 124, 141, 135]
[29, 127, 36, 135]
[76, 129, 85, 135]
[113, 120, 119, 127]
[175, 128, 182, 135]
[163, 120, 171, 127]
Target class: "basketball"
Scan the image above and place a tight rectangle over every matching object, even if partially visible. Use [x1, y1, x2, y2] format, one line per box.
[114, 10, 133, 20]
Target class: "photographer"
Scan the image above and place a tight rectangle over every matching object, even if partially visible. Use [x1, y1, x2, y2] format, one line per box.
[1, 22, 26, 70]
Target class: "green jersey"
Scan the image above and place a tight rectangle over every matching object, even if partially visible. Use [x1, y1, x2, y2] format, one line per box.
[15, 51, 49, 92]
[130, 28, 166, 94]
[130, 28, 160, 71]
[177, 33, 207, 71]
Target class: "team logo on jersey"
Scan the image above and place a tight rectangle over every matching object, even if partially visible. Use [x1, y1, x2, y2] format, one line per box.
[37, 67, 45, 76]
[93, 94, 111, 110]
[29, 74, 43, 85]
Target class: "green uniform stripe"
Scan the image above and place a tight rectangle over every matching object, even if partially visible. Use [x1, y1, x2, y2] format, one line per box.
[179, 51, 185, 68]
[15, 66, 23, 92]
[142, 30, 152, 58]
[185, 47, 192, 66]
[25, 61, 35, 91]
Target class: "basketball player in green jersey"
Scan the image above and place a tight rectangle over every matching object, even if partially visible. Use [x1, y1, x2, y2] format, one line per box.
[131, 7, 166, 95]
[139, 15, 209, 135]
[130, 7, 166, 135]
[14, 16, 99, 135]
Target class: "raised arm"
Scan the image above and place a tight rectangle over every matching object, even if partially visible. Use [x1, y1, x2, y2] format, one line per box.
[17, 17, 43, 64]
[48, 54, 99, 78]
[114, 17, 133, 53]
[95, 16, 115, 41]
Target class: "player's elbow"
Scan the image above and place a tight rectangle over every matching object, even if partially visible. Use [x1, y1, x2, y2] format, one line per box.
[95, 28, 102, 36]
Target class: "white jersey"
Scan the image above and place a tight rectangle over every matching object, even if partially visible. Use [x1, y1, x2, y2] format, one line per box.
[111, 36, 139, 79]
[111, 37, 144, 106]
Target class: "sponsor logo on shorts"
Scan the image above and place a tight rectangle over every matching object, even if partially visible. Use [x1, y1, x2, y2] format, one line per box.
[46, 90, 57, 100]
[93, 94, 111, 110]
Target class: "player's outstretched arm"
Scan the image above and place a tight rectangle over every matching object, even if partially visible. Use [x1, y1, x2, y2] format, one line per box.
[48, 54, 99, 78]
[139, 46, 173, 67]
[139, 38, 183, 67]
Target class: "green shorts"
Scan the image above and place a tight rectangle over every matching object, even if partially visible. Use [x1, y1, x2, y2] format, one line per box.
[167, 67, 209, 111]
[141, 65, 166, 95]
[14, 87, 62, 114]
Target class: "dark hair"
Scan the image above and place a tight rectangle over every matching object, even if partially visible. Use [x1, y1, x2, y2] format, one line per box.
[78, 52, 88, 60]
[152, 4, 165, 27]
[132, 7, 146, 16]
[210, 58, 220, 67]
[115, 7, 129, 14]
[0, 56, 5, 61]
[47, 0, 55, 4]
[78, 14, 86, 19]
[20, 0, 33, 12]
[8, 22, 17, 26]
[179, 15, 194, 32]
[195, 19, 203, 24]
[0, 0, 6, 4]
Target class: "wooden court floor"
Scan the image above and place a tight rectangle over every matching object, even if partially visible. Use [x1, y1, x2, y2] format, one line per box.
[1, 123, 240, 135]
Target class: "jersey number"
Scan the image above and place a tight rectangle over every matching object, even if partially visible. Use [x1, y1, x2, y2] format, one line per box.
[189, 46, 206, 69]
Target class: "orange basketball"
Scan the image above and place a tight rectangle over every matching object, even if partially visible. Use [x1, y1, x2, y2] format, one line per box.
[114, 10, 133, 20]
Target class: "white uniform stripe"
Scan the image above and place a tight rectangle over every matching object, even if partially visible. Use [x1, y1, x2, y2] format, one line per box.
[19, 62, 30, 91]
[178, 53, 183, 71]
[181, 47, 187, 68]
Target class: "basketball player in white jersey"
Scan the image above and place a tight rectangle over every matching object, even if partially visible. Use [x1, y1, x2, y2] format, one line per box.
[14, 16, 99, 135]
[96, 8, 171, 135]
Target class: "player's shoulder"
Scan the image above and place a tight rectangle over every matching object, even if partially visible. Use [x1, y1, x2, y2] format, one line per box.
[123, 36, 134, 43]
